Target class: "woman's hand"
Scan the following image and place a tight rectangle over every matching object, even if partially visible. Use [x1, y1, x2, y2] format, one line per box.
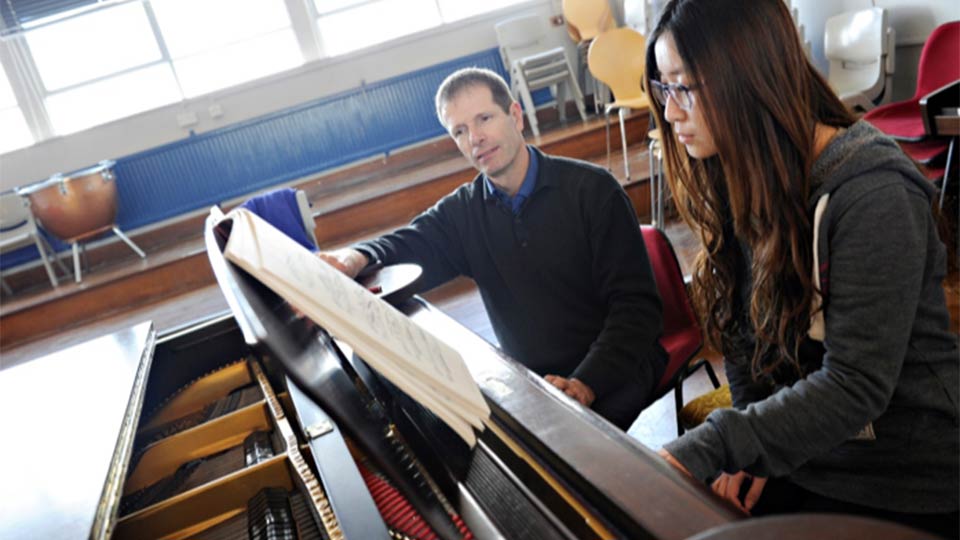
[711, 471, 767, 514]
[657, 448, 692, 477]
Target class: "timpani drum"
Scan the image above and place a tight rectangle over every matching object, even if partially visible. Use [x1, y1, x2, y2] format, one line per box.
[21, 160, 118, 243]
[20, 160, 145, 283]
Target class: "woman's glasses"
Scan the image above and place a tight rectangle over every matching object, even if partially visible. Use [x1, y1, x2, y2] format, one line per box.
[649, 80, 699, 111]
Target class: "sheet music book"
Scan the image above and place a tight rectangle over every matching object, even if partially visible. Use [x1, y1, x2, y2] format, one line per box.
[218, 207, 489, 446]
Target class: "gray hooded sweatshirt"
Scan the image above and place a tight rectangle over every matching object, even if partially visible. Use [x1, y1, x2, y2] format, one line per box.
[664, 121, 959, 514]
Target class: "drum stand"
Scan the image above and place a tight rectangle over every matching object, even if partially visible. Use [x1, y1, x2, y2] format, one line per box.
[70, 225, 146, 283]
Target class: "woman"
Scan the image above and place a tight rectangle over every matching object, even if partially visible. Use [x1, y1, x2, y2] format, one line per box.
[645, 0, 959, 536]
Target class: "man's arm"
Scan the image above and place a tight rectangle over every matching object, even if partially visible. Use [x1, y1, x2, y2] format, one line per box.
[570, 182, 665, 402]
[319, 188, 472, 289]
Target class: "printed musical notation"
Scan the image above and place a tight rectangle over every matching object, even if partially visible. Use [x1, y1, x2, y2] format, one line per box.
[220, 208, 488, 446]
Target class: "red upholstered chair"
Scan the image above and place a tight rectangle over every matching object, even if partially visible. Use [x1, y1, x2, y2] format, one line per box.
[641, 226, 721, 435]
[863, 21, 959, 141]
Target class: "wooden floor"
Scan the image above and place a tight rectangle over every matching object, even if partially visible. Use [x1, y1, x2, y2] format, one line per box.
[1, 111, 956, 453]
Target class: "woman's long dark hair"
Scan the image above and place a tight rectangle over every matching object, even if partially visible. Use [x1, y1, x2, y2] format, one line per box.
[644, 0, 856, 380]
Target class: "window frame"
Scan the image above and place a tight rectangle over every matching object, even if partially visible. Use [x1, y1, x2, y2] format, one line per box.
[0, 0, 542, 151]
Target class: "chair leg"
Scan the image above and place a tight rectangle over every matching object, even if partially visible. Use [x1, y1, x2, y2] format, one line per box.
[555, 83, 568, 123]
[72, 242, 82, 283]
[674, 386, 685, 436]
[619, 108, 631, 181]
[702, 360, 722, 388]
[939, 137, 956, 210]
[38, 233, 71, 281]
[604, 107, 613, 171]
[112, 226, 146, 258]
[32, 236, 58, 288]
[649, 140, 658, 226]
[563, 59, 588, 122]
[656, 152, 665, 226]
[516, 75, 540, 138]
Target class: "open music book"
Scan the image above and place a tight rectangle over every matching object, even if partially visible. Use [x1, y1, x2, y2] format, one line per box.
[218, 207, 489, 446]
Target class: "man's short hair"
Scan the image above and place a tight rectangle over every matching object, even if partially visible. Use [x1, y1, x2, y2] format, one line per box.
[435, 67, 514, 126]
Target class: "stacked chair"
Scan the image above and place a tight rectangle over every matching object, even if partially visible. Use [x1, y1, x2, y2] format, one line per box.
[494, 14, 587, 138]
[863, 21, 960, 208]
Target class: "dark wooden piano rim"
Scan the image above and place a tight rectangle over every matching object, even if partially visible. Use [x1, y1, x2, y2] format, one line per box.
[404, 297, 743, 539]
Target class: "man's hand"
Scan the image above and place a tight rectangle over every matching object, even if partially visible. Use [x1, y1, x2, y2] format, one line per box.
[316, 248, 369, 278]
[544, 375, 595, 407]
[711, 471, 767, 514]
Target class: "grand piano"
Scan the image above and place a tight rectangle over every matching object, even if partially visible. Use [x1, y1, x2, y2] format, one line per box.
[13, 210, 894, 540]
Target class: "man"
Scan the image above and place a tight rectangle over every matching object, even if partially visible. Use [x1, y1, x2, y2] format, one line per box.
[319, 67, 666, 430]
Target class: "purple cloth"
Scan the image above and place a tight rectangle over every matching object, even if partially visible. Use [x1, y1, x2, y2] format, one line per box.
[239, 188, 316, 251]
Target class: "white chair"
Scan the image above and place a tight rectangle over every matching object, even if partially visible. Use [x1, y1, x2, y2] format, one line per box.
[495, 14, 588, 138]
[824, 7, 895, 112]
[294, 188, 318, 249]
[0, 190, 68, 292]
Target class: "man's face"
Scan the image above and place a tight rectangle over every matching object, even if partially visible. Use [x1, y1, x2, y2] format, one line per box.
[440, 84, 526, 180]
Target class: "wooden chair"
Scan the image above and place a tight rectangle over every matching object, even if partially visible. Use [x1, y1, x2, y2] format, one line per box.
[587, 27, 649, 181]
[562, 0, 617, 113]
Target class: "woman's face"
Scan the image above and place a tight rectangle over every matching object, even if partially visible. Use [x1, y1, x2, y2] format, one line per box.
[653, 32, 719, 159]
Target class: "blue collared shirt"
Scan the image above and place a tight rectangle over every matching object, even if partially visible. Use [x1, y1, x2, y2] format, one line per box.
[484, 146, 538, 215]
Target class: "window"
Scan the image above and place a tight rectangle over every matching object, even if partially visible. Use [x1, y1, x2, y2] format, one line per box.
[436, 0, 530, 23]
[23, 1, 180, 134]
[314, 0, 441, 57]
[45, 63, 181, 135]
[312, 0, 530, 56]
[0, 65, 33, 153]
[1, 0, 536, 149]
[151, 0, 302, 98]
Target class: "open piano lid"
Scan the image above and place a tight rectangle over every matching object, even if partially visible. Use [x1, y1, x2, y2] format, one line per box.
[205, 210, 474, 539]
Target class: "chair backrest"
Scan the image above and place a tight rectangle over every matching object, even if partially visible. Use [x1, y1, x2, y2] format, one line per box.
[238, 188, 317, 251]
[825, 8, 886, 64]
[587, 27, 646, 102]
[640, 226, 704, 397]
[0, 190, 39, 251]
[494, 15, 553, 70]
[562, 0, 616, 43]
[824, 8, 888, 101]
[915, 21, 960, 100]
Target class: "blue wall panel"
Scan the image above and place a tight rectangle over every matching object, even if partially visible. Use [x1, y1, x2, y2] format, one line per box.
[4, 47, 553, 270]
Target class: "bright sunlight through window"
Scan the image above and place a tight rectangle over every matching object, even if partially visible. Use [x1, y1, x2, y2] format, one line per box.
[152, 0, 302, 98]
[314, 0, 441, 56]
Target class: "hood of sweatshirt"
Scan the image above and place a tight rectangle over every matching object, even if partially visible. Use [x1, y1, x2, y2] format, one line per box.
[807, 120, 937, 211]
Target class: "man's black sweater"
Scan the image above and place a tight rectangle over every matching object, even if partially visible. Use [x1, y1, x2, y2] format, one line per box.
[356, 147, 666, 411]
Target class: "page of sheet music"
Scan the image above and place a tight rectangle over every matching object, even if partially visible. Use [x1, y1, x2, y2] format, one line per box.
[220, 208, 489, 446]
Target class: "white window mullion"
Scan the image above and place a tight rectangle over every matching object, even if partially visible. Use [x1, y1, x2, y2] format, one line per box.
[141, 0, 186, 99]
[285, 0, 323, 61]
[0, 34, 53, 141]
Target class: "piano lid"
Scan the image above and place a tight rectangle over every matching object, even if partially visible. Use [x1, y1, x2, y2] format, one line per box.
[0, 322, 156, 540]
